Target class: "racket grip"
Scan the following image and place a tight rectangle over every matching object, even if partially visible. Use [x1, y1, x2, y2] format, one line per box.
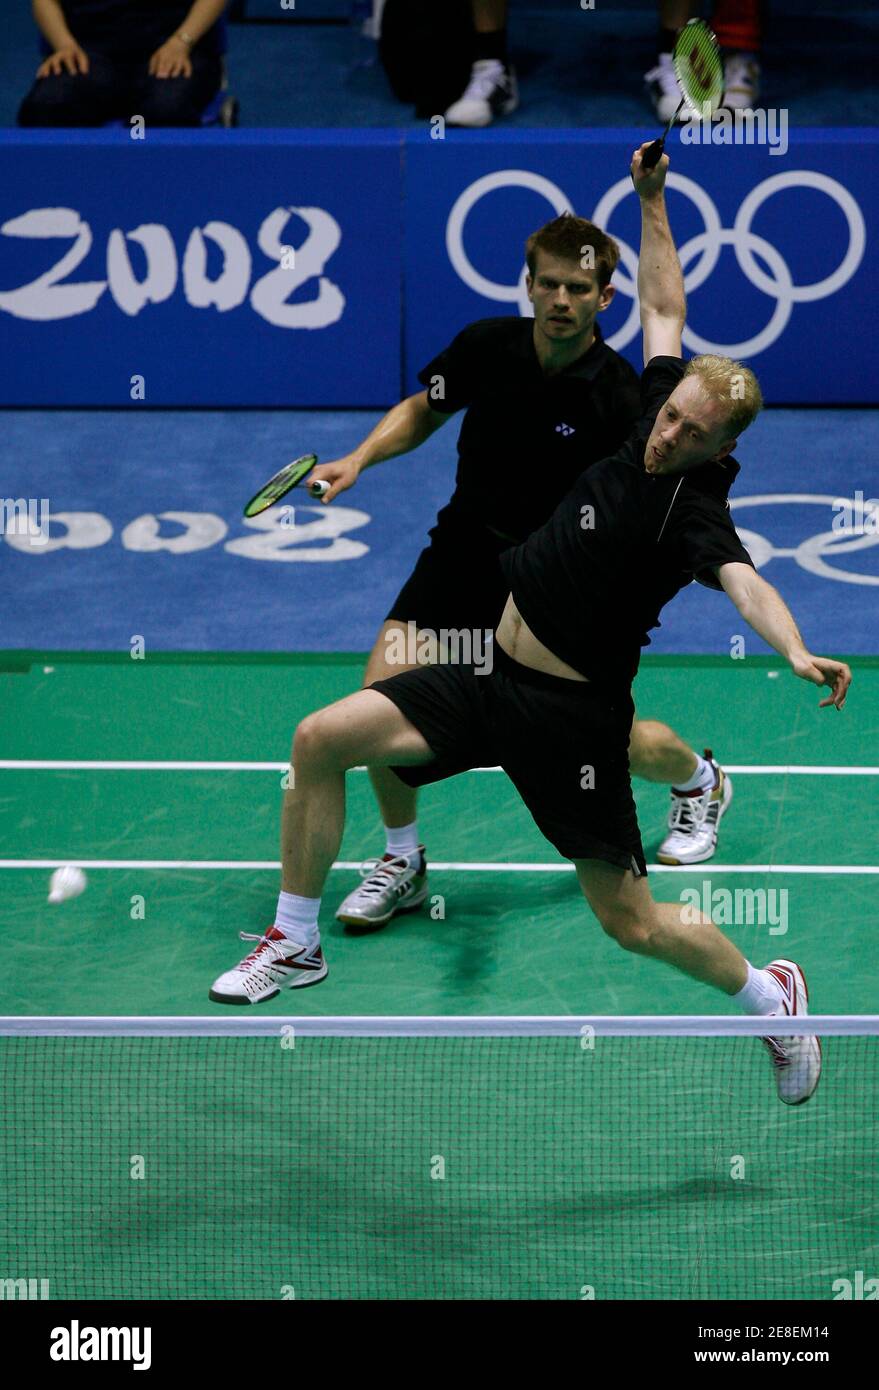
[308, 480, 330, 499]
[642, 137, 665, 171]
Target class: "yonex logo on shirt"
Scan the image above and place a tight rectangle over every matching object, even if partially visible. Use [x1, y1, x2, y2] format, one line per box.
[555, 423, 575, 437]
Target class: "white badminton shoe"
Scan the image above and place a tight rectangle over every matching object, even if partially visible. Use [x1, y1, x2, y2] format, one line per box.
[722, 52, 761, 110]
[336, 848, 428, 932]
[657, 752, 732, 864]
[209, 928, 327, 1005]
[760, 960, 822, 1106]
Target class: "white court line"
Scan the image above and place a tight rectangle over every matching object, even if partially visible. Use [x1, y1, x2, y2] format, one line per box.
[0, 760, 289, 771]
[1, 760, 879, 775]
[0, 859, 877, 875]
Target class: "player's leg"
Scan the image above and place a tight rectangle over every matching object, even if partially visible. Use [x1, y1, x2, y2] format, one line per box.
[333, 619, 438, 931]
[282, 688, 434, 894]
[628, 715, 698, 785]
[363, 620, 436, 836]
[575, 857, 745, 990]
[574, 859, 821, 1103]
[339, 522, 505, 928]
[629, 714, 733, 866]
[209, 688, 435, 1004]
[711, 0, 762, 110]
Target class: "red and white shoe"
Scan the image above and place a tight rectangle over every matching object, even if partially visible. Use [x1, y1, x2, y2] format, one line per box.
[209, 927, 327, 1005]
[761, 959, 822, 1105]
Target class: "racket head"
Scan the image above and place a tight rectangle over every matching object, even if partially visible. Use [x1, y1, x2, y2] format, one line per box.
[673, 18, 724, 121]
[243, 453, 318, 517]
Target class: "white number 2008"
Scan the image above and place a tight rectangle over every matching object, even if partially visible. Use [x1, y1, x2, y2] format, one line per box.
[0, 205, 345, 327]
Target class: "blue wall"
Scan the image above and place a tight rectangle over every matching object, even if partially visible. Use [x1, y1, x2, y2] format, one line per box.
[0, 127, 874, 406]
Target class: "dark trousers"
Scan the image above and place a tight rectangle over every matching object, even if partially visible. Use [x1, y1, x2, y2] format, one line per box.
[18, 47, 223, 128]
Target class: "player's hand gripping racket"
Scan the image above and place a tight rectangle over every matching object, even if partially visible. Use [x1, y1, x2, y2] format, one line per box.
[642, 18, 724, 171]
[243, 453, 329, 517]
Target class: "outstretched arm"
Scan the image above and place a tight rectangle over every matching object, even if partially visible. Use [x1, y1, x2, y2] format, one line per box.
[631, 143, 685, 366]
[718, 561, 851, 709]
[308, 391, 454, 503]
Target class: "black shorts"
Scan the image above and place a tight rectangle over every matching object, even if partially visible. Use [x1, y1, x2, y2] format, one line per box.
[369, 643, 646, 874]
[385, 527, 510, 633]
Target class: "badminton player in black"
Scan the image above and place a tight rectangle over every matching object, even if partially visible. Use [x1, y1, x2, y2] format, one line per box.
[307, 208, 732, 935]
[211, 145, 850, 1104]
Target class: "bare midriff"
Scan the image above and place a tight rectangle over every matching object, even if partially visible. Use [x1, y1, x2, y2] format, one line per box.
[495, 594, 589, 682]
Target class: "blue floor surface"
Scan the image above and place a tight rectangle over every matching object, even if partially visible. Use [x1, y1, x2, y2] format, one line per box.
[1, 405, 877, 654]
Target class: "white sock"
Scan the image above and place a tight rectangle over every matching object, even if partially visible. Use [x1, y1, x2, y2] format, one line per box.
[673, 753, 714, 795]
[274, 891, 320, 949]
[734, 962, 784, 1016]
[385, 821, 420, 859]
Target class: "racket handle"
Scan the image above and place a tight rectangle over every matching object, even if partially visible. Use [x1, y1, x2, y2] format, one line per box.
[308, 480, 330, 499]
[642, 137, 665, 171]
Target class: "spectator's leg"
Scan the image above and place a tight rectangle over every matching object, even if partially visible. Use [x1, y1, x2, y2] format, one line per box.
[133, 51, 223, 127]
[657, 0, 698, 55]
[17, 50, 124, 127]
[645, 1, 697, 122]
[711, 0, 763, 54]
[445, 0, 517, 128]
[711, 0, 763, 108]
[472, 0, 508, 61]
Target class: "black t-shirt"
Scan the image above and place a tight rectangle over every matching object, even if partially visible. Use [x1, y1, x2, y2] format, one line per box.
[417, 317, 640, 544]
[61, 1, 222, 58]
[499, 356, 755, 685]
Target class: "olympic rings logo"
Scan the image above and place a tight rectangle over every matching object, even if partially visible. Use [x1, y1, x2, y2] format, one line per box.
[731, 495, 879, 586]
[445, 170, 866, 357]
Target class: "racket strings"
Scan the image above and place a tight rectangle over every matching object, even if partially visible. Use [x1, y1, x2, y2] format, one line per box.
[674, 20, 724, 117]
[244, 453, 318, 517]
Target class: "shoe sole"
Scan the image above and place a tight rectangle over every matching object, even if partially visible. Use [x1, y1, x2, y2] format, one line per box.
[655, 772, 733, 866]
[208, 963, 328, 1006]
[338, 885, 429, 934]
[765, 959, 822, 1106]
[447, 96, 519, 128]
[783, 1034, 823, 1106]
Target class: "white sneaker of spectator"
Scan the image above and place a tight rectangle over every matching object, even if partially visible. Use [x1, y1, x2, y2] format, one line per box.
[444, 59, 519, 128]
[722, 52, 761, 110]
[644, 52, 686, 124]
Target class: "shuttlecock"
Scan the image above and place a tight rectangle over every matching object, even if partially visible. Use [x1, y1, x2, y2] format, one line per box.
[48, 866, 88, 903]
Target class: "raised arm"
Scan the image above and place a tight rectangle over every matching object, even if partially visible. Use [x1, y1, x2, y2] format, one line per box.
[718, 562, 851, 709]
[631, 143, 685, 367]
[308, 391, 454, 503]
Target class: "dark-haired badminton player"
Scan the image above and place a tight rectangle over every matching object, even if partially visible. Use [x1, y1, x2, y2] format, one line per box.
[210, 146, 850, 1105]
[306, 208, 733, 934]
